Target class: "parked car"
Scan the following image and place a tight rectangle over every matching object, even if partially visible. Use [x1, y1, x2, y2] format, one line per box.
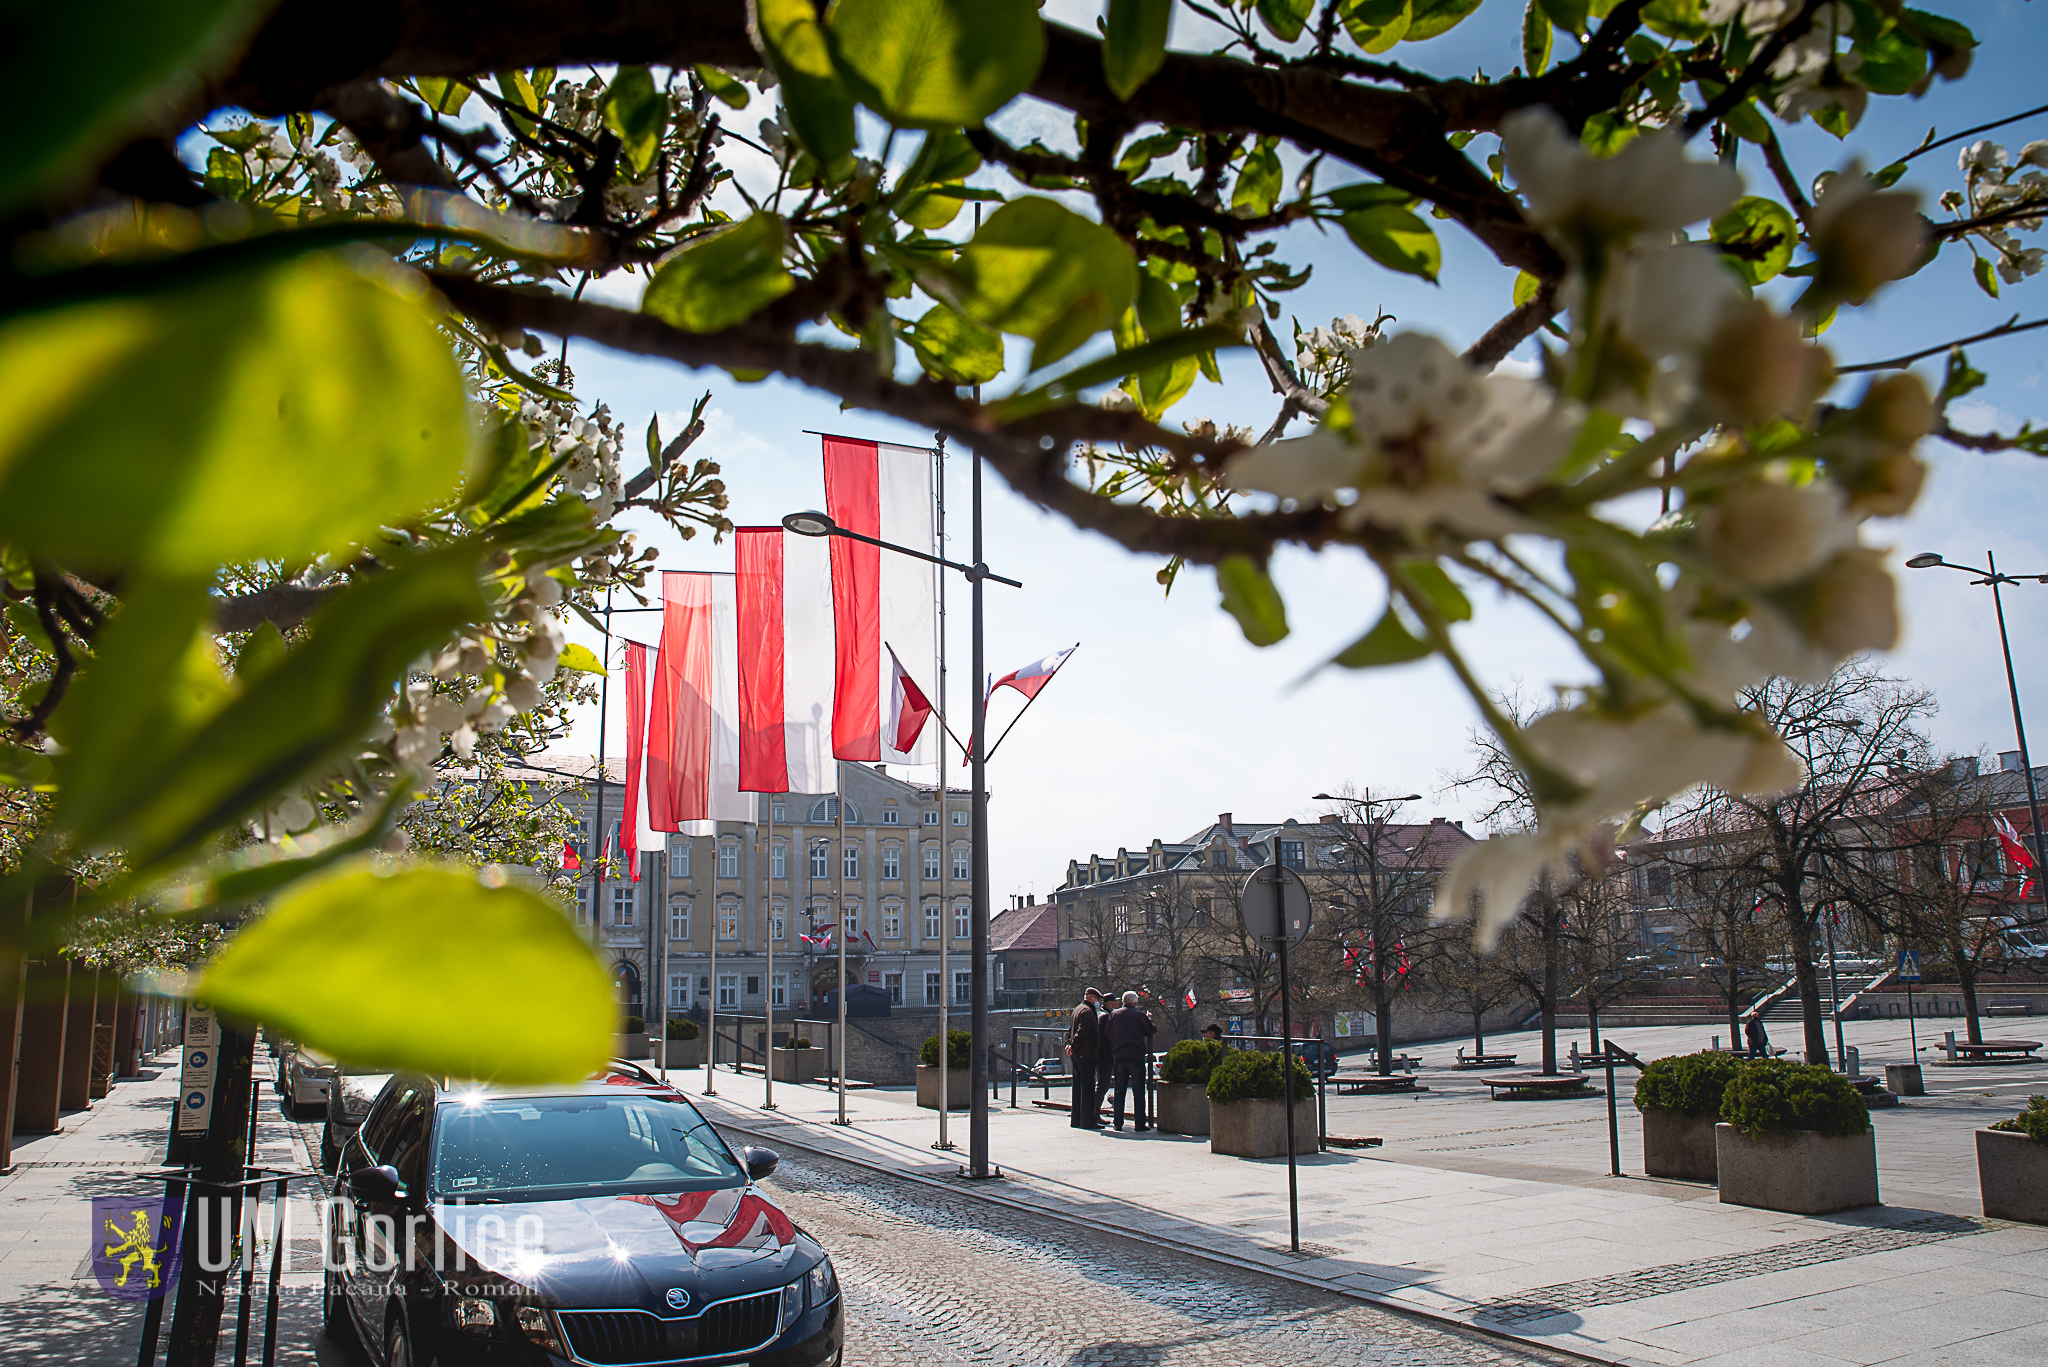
[327, 1072, 843, 1367]
[320, 1067, 395, 1173]
[1024, 1056, 1067, 1082]
[280, 1047, 337, 1119]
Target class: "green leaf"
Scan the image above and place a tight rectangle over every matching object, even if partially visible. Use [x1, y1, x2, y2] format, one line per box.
[0, 251, 472, 571]
[1256, 0, 1314, 42]
[602, 66, 667, 178]
[827, 0, 1046, 129]
[1341, 0, 1412, 51]
[1512, 269, 1543, 307]
[1871, 160, 1909, 190]
[202, 146, 248, 199]
[1, 0, 271, 216]
[899, 182, 972, 230]
[994, 325, 1241, 416]
[1333, 606, 1431, 668]
[1522, 0, 1554, 75]
[1104, 0, 1173, 100]
[233, 622, 286, 679]
[558, 642, 607, 675]
[1125, 353, 1199, 422]
[54, 549, 488, 872]
[755, 0, 857, 164]
[1324, 182, 1414, 213]
[1402, 562, 1473, 623]
[1940, 347, 1986, 405]
[1710, 195, 1798, 286]
[1641, 0, 1708, 40]
[1973, 254, 2001, 299]
[1338, 204, 1441, 282]
[694, 65, 752, 109]
[1217, 555, 1289, 647]
[898, 128, 984, 192]
[413, 77, 473, 116]
[1581, 112, 1638, 156]
[643, 215, 795, 333]
[1537, 0, 1589, 37]
[1232, 137, 1283, 218]
[1405, 0, 1482, 41]
[196, 863, 614, 1084]
[908, 305, 1006, 384]
[1853, 29, 1928, 95]
[950, 197, 1138, 371]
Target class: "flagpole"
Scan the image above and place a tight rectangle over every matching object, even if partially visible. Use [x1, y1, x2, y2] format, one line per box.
[763, 800, 776, 1111]
[705, 848, 717, 1098]
[979, 646, 1079, 764]
[968, 431, 992, 1178]
[834, 761, 850, 1126]
[934, 435, 953, 1151]
[591, 584, 612, 993]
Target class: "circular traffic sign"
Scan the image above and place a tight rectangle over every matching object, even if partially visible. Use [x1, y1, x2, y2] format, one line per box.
[1240, 862, 1312, 948]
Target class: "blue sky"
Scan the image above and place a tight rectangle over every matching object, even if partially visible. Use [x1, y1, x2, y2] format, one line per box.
[559, 1, 2048, 900]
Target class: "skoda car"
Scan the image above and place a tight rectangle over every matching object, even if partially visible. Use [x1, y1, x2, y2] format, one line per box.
[326, 1072, 842, 1367]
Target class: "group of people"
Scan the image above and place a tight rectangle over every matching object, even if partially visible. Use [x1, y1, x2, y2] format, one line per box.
[1062, 987, 1158, 1131]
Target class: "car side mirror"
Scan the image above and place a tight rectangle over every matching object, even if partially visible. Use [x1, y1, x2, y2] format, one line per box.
[348, 1165, 404, 1202]
[742, 1146, 779, 1181]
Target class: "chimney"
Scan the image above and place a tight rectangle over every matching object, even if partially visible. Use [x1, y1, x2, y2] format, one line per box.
[1028, 894, 1035, 906]
[2002, 751, 2025, 773]
[1218, 812, 1233, 833]
[1430, 816, 1445, 825]
[1319, 813, 1341, 823]
[1949, 756, 1980, 782]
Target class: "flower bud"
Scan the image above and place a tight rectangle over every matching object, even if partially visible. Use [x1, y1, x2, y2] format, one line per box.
[1699, 299, 1831, 424]
[1809, 177, 1925, 308]
[1792, 547, 1899, 657]
[1694, 481, 1857, 588]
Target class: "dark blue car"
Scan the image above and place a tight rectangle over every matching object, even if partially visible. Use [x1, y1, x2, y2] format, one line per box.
[326, 1070, 842, 1367]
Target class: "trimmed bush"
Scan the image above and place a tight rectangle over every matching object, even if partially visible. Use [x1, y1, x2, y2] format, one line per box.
[789, 1037, 813, 1049]
[621, 1016, 645, 1034]
[1990, 1094, 2048, 1143]
[1635, 1051, 1747, 1117]
[921, 1028, 971, 1069]
[665, 1018, 700, 1040]
[1720, 1058, 1869, 1138]
[1205, 1048, 1314, 1106]
[1160, 1039, 1227, 1086]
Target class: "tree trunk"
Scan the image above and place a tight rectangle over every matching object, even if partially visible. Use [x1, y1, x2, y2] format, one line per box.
[1374, 963, 1393, 1077]
[1792, 916, 1828, 1065]
[1725, 971, 1743, 1053]
[1540, 881, 1559, 1075]
[1471, 1007, 1486, 1057]
[1588, 1001, 1601, 1055]
[164, 1018, 256, 1367]
[1955, 933, 1984, 1044]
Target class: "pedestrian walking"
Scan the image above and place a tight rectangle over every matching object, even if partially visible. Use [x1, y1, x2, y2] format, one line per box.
[1103, 991, 1157, 1132]
[1744, 1013, 1769, 1057]
[1064, 987, 1105, 1129]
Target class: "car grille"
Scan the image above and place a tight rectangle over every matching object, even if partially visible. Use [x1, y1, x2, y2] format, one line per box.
[556, 1291, 783, 1365]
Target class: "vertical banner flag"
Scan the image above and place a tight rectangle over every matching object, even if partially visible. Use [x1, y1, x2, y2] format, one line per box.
[885, 644, 934, 754]
[648, 571, 750, 834]
[821, 436, 937, 764]
[735, 527, 837, 793]
[620, 640, 651, 881]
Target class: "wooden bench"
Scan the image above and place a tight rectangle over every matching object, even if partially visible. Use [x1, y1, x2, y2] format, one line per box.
[1945, 1038, 2042, 1062]
[1453, 1050, 1519, 1070]
[1986, 1000, 2034, 1017]
[1334, 1072, 1420, 1094]
[1484, 1073, 1596, 1099]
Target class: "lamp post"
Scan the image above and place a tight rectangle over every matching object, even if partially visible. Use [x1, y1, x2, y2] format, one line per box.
[1905, 551, 2048, 922]
[782, 508, 1020, 1177]
[1313, 791, 1419, 1076]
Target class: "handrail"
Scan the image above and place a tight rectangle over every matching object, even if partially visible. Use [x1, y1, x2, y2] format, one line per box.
[1834, 967, 1897, 1021]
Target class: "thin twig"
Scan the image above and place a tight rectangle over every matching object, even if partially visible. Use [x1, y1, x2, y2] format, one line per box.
[1682, 0, 1828, 139]
[1836, 315, 2048, 373]
[1901, 101, 2048, 164]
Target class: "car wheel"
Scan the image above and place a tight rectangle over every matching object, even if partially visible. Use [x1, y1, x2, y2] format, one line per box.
[320, 1125, 340, 1173]
[322, 1264, 356, 1351]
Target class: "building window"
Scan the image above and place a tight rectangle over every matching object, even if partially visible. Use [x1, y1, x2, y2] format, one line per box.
[924, 904, 940, 940]
[771, 802, 786, 823]
[771, 906, 786, 941]
[882, 846, 903, 880]
[953, 971, 971, 1005]
[807, 842, 827, 878]
[718, 841, 740, 879]
[1279, 839, 1305, 869]
[883, 907, 902, 940]
[611, 883, 635, 927]
[882, 806, 899, 824]
[924, 971, 941, 1005]
[770, 842, 786, 879]
[884, 972, 903, 1005]
[669, 973, 689, 1009]
[1114, 905, 1129, 934]
[669, 843, 690, 878]
[771, 974, 788, 1008]
[954, 903, 969, 939]
[1194, 897, 1212, 926]
[746, 976, 761, 998]
[719, 906, 738, 940]
[923, 845, 941, 880]
[669, 903, 689, 940]
[923, 810, 939, 825]
[809, 797, 860, 823]
[1646, 866, 1672, 897]
[952, 847, 970, 881]
[842, 904, 860, 937]
[843, 844, 860, 879]
[575, 884, 592, 926]
[1210, 848, 1227, 869]
[952, 810, 968, 826]
[717, 975, 738, 1008]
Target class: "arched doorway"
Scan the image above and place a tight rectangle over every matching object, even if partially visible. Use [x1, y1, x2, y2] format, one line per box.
[613, 960, 643, 1017]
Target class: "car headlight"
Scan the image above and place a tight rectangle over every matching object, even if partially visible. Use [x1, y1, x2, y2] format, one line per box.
[805, 1257, 838, 1309]
[515, 1306, 564, 1356]
[452, 1297, 497, 1335]
[778, 1281, 803, 1335]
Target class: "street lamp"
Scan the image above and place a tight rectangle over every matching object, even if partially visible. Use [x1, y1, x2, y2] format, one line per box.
[1905, 551, 2048, 924]
[782, 495, 1021, 1178]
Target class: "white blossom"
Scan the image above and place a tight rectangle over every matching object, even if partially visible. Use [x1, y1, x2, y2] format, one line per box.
[393, 725, 438, 769]
[418, 694, 463, 734]
[1501, 109, 1740, 246]
[1694, 480, 1859, 588]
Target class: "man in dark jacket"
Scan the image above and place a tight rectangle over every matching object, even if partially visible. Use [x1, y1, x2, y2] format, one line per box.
[1745, 1013, 1769, 1057]
[1063, 988, 1105, 1128]
[1103, 991, 1158, 1132]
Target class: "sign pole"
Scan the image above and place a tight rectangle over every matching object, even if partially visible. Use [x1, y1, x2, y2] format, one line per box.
[1276, 899, 1300, 1255]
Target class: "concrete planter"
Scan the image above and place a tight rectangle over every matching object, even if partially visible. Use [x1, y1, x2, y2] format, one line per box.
[613, 1032, 649, 1061]
[1886, 1063, 1925, 1097]
[916, 1065, 972, 1110]
[655, 1038, 701, 1069]
[1716, 1124, 1879, 1215]
[1156, 1082, 1210, 1136]
[1209, 1096, 1317, 1159]
[1977, 1128, 2048, 1223]
[773, 1048, 823, 1083]
[1641, 1108, 1719, 1183]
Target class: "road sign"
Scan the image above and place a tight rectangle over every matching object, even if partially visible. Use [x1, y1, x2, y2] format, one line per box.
[1240, 862, 1312, 948]
[1897, 949, 1922, 983]
[175, 1006, 217, 1136]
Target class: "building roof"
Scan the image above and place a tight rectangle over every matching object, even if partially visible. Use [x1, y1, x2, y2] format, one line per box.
[989, 903, 1058, 953]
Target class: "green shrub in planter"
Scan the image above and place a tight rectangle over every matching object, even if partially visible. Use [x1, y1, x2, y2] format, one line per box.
[1720, 1058, 1868, 1138]
[665, 1018, 700, 1040]
[1989, 1094, 2048, 1142]
[1636, 1051, 1747, 1116]
[790, 1037, 813, 1049]
[921, 1029, 971, 1069]
[622, 1016, 645, 1035]
[1159, 1039, 1226, 1086]
[1205, 1048, 1313, 1105]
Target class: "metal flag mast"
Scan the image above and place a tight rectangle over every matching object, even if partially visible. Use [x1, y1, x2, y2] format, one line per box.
[934, 434, 954, 1150]
[834, 760, 849, 1125]
[763, 798, 776, 1112]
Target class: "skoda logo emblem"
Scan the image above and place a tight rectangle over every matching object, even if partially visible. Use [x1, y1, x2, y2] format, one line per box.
[664, 1287, 691, 1311]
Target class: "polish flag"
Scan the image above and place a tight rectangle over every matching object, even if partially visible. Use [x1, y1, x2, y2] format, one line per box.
[1184, 986, 1197, 1010]
[886, 645, 935, 754]
[988, 644, 1077, 701]
[821, 436, 938, 764]
[619, 640, 651, 882]
[560, 839, 582, 872]
[1996, 813, 2035, 870]
[734, 527, 836, 793]
[647, 571, 750, 834]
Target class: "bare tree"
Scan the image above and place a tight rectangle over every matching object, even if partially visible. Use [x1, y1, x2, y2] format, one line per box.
[1312, 789, 1443, 1074]
[1644, 823, 1781, 1047]
[1426, 921, 1522, 1060]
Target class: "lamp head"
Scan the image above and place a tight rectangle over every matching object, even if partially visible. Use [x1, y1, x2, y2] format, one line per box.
[1398, 793, 1422, 802]
[1904, 553, 1943, 569]
[783, 511, 836, 537]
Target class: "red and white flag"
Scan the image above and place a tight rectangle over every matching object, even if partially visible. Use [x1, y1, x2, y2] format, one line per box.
[619, 640, 651, 882]
[1996, 813, 2035, 870]
[560, 838, 582, 872]
[734, 527, 837, 793]
[1184, 986, 1197, 1009]
[988, 644, 1077, 701]
[822, 436, 938, 765]
[886, 645, 935, 754]
[646, 571, 750, 835]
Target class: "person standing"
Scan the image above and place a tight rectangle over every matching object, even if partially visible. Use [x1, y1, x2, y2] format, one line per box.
[1064, 987, 1105, 1129]
[1103, 991, 1158, 1132]
[1744, 1013, 1769, 1057]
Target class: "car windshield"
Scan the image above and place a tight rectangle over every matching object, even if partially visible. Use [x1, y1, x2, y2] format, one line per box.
[430, 1093, 744, 1201]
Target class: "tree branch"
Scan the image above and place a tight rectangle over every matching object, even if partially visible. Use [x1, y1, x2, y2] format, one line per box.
[315, 77, 462, 190]
[1836, 314, 2048, 373]
[1462, 278, 1560, 369]
[213, 583, 339, 633]
[1682, 0, 1828, 138]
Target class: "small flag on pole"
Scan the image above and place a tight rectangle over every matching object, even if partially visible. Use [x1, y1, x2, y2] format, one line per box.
[560, 839, 582, 872]
[885, 645, 934, 754]
[1184, 986, 1196, 1010]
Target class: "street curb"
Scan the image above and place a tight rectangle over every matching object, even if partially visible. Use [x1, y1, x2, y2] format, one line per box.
[700, 1100, 1640, 1367]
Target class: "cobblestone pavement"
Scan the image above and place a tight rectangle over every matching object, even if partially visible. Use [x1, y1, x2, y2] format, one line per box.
[759, 1148, 1572, 1367]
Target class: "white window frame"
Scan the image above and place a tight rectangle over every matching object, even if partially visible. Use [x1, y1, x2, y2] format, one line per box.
[771, 974, 788, 1008]
[842, 844, 860, 879]
[668, 903, 689, 941]
[770, 802, 786, 823]
[953, 970, 972, 1005]
[717, 974, 738, 1009]
[881, 807, 899, 824]
[923, 845, 941, 880]
[770, 905, 786, 941]
[923, 904, 940, 940]
[718, 841, 740, 879]
[668, 842, 689, 878]
[841, 903, 861, 937]
[954, 902, 970, 940]
[809, 843, 829, 878]
[882, 907, 902, 940]
[923, 810, 939, 826]
[883, 971, 903, 1005]
[668, 973, 691, 1010]
[924, 971, 941, 1006]
[719, 905, 739, 940]
[611, 882, 635, 927]
[952, 846, 970, 881]
[575, 883, 592, 926]
[881, 846, 901, 880]
[1114, 905, 1130, 933]
[952, 810, 968, 826]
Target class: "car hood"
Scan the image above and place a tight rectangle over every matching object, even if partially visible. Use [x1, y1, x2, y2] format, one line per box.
[431, 1186, 807, 1313]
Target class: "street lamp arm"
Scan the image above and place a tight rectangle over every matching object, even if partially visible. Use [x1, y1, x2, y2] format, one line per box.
[782, 511, 1023, 588]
